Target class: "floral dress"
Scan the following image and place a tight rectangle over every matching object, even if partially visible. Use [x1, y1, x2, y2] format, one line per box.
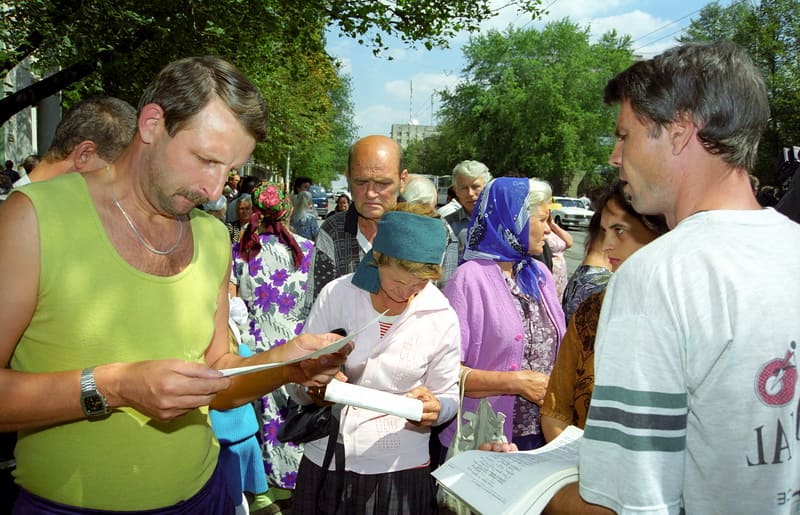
[503, 274, 559, 443]
[231, 233, 314, 489]
[561, 265, 611, 323]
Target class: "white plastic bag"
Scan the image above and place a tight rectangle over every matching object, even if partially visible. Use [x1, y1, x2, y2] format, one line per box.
[438, 368, 507, 514]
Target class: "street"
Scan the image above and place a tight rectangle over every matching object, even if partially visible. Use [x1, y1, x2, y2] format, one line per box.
[564, 229, 587, 277]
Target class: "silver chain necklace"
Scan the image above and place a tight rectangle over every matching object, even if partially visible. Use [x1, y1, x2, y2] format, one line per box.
[106, 165, 184, 256]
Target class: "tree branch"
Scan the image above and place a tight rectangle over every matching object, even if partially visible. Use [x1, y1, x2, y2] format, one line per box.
[0, 59, 97, 125]
[0, 24, 159, 125]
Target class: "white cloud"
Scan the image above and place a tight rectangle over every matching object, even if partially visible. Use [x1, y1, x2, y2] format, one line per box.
[475, 0, 627, 35]
[382, 72, 464, 126]
[481, 5, 682, 57]
[384, 79, 413, 102]
[355, 104, 410, 137]
[385, 72, 460, 101]
[540, 0, 626, 21]
[334, 56, 353, 75]
[357, 71, 462, 135]
[583, 11, 680, 56]
[384, 47, 410, 61]
[325, 30, 354, 54]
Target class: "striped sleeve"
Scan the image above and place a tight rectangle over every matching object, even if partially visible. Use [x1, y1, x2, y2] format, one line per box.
[578, 272, 687, 515]
[584, 386, 687, 452]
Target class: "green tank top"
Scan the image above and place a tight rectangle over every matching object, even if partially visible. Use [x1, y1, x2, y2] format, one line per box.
[11, 174, 230, 510]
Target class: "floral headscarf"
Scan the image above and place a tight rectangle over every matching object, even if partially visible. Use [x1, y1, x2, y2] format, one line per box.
[239, 181, 303, 267]
[463, 176, 545, 300]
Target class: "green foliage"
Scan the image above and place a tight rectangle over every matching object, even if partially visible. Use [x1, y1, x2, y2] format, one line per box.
[2, 0, 546, 184]
[0, 1, 350, 179]
[282, 73, 358, 188]
[403, 132, 467, 181]
[681, 0, 800, 185]
[324, 0, 545, 56]
[428, 20, 633, 195]
[680, 1, 752, 44]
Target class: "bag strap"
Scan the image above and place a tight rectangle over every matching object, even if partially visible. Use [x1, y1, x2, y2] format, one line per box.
[316, 403, 343, 514]
[455, 367, 471, 438]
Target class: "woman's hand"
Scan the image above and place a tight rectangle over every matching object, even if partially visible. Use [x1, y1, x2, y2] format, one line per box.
[478, 441, 519, 452]
[406, 386, 440, 427]
[547, 212, 574, 249]
[513, 370, 549, 404]
[305, 371, 348, 406]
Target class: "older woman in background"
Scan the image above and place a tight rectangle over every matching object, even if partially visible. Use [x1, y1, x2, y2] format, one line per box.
[403, 174, 458, 289]
[290, 190, 320, 241]
[440, 177, 566, 452]
[229, 195, 253, 243]
[231, 181, 315, 505]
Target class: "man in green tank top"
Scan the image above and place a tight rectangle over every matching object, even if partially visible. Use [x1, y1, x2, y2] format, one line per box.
[0, 56, 349, 513]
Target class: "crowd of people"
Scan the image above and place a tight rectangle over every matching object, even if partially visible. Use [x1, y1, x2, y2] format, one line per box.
[1, 39, 798, 515]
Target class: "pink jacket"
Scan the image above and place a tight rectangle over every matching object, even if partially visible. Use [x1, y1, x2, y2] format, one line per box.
[299, 274, 461, 474]
[439, 259, 566, 446]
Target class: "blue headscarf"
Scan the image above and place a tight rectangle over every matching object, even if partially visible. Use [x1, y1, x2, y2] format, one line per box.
[463, 177, 545, 300]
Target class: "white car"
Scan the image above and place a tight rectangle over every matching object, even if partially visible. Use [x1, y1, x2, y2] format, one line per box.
[551, 196, 594, 229]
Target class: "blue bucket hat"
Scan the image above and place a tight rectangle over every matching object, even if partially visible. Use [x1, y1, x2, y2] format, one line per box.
[351, 211, 446, 293]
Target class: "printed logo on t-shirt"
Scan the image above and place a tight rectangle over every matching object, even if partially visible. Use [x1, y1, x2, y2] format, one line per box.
[755, 341, 797, 407]
[746, 349, 799, 509]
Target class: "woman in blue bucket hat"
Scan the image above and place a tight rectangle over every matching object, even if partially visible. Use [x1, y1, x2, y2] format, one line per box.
[291, 202, 460, 514]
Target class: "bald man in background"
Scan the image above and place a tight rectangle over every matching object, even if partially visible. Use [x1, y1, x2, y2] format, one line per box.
[302, 135, 408, 316]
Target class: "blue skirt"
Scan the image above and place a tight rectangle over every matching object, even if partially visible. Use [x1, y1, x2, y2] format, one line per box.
[218, 435, 269, 498]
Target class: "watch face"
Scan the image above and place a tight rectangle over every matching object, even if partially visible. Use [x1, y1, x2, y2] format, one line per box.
[82, 394, 106, 415]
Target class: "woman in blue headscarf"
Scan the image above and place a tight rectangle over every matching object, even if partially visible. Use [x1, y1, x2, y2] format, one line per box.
[439, 177, 566, 452]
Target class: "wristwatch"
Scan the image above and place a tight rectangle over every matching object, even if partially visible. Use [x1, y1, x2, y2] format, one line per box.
[80, 367, 110, 418]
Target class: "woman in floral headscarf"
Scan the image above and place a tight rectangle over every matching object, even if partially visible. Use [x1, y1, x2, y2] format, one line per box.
[439, 177, 566, 453]
[231, 181, 314, 502]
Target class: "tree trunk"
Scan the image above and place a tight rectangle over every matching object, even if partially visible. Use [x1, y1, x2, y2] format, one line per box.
[566, 169, 587, 197]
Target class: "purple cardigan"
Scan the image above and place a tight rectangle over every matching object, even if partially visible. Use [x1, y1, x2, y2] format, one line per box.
[439, 258, 566, 446]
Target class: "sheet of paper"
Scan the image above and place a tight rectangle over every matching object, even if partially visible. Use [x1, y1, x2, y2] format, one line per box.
[219, 311, 385, 377]
[323, 378, 424, 422]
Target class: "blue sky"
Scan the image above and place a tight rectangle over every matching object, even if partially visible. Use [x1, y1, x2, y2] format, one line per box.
[325, 0, 741, 138]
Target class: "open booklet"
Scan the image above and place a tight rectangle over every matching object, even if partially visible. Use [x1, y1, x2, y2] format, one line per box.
[432, 425, 583, 515]
[219, 311, 385, 377]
